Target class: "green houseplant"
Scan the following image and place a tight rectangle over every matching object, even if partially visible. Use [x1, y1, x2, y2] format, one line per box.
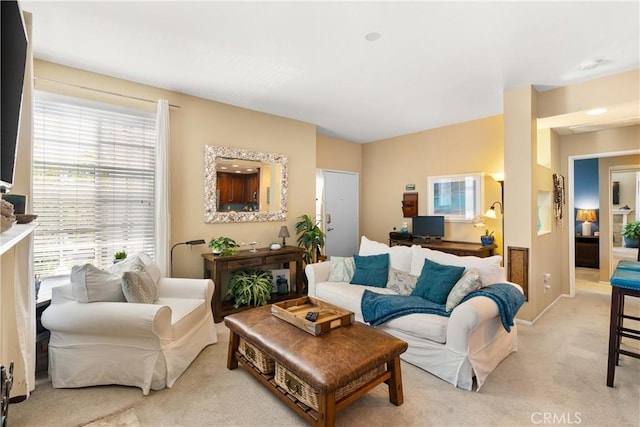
[114, 250, 127, 263]
[622, 221, 640, 248]
[295, 214, 325, 264]
[208, 236, 239, 256]
[226, 270, 273, 308]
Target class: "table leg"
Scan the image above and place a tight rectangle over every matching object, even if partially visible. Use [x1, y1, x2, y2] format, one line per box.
[387, 356, 404, 405]
[227, 330, 240, 370]
[316, 390, 336, 427]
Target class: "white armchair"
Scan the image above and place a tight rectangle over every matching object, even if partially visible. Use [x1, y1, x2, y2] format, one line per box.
[41, 258, 217, 395]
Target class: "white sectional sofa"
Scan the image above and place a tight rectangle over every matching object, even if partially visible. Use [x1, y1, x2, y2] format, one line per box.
[306, 237, 524, 391]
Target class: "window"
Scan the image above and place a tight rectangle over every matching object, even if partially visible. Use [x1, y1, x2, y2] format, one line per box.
[33, 92, 156, 277]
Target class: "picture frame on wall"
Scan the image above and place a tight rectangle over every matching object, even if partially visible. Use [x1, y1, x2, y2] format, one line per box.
[427, 173, 484, 222]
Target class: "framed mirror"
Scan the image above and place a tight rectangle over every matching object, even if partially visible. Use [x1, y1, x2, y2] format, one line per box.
[204, 145, 288, 223]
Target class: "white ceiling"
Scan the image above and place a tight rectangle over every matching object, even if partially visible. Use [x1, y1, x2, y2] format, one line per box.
[21, 1, 640, 143]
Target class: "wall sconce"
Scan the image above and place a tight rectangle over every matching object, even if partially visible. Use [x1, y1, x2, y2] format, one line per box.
[170, 239, 206, 277]
[576, 209, 597, 236]
[278, 226, 290, 246]
[484, 201, 504, 219]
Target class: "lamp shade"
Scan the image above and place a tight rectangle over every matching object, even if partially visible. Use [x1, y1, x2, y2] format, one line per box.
[278, 226, 290, 238]
[576, 209, 597, 222]
[484, 208, 497, 219]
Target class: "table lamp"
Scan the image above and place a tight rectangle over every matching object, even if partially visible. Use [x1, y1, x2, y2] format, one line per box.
[278, 226, 290, 246]
[576, 209, 597, 236]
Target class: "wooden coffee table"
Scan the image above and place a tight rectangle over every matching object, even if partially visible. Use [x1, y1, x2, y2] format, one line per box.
[225, 305, 408, 426]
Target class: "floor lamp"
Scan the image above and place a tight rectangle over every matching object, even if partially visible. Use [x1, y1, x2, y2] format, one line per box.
[170, 239, 206, 277]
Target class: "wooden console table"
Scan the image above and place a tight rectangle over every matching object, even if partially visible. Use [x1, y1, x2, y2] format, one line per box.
[575, 235, 599, 268]
[389, 237, 496, 258]
[202, 246, 304, 323]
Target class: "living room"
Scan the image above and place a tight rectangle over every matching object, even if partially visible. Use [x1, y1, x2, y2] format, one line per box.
[2, 1, 639, 426]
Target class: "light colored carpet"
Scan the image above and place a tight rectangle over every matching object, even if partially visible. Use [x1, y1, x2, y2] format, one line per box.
[9, 289, 640, 427]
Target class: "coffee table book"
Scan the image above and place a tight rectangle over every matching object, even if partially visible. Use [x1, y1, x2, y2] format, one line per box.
[270, 296, 354, 336]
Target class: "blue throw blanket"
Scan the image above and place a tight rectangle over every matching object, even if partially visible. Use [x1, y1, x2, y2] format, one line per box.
[361, 283, 525, 332]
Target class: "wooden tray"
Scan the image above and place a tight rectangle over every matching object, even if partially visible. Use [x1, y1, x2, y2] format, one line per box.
[271, 296, 354, 336]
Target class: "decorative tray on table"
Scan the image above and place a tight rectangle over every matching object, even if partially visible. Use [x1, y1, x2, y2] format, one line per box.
[271, 296, 354, 336]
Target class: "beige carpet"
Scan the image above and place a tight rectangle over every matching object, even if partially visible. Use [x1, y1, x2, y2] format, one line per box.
[9, 290, 640, 427]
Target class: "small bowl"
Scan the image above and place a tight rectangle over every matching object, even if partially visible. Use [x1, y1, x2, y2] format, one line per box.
[15, 214, 38, 224]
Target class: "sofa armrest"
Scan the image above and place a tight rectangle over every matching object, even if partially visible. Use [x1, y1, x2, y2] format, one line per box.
[305, 261, 331, 297]
[156, 277, 213, 303]
[41, 300, 172, 338]
[446, 282, 523, 354]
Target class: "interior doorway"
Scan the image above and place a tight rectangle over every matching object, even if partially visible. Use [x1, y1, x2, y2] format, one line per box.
[317, 169, 359, 258]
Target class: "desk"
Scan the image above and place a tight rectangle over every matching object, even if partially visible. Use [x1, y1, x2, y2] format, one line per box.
[202, 246, 305, 323]
[389, 237, 496, 258]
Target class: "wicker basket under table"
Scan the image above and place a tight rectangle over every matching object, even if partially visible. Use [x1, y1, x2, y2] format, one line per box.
[225, 305, 408, 427]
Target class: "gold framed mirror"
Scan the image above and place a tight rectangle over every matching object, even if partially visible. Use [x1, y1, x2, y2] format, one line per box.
[204, 145, 288, 223]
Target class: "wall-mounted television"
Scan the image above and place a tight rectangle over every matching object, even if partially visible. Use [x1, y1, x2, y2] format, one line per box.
[1, 1, 28, 190]
[412, 215, 445, 240]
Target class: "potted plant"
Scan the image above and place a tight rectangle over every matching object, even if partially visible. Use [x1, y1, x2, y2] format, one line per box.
[208, 236, 239, 256]
[114, 250, 127, 263]
[622, 221, 640, 248]
[226, 269, 273, 308]
[295, 214, 325, 264]
[480, 229, 495, 246]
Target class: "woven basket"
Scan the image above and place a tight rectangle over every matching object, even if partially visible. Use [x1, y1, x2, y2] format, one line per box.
[238, 337, 275, 374]
[274, 362, 385, 410]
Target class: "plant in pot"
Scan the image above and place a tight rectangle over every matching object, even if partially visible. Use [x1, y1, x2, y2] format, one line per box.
[621, 221, 640, 249]
[295, 214, 325, 264]
[208, 236, 239, 256]
[113, 250, 127, 263]
[480, 229, 495, 246]
[226, 269, 273, 308]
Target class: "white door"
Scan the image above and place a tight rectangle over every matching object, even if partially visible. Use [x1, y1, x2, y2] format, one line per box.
[322, 170, 359, 257]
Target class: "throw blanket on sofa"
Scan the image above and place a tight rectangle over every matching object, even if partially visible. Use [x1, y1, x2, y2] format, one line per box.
[361, 291, 450, 326]
[361, 283, 525, 332]
[460, 284, 526, 332]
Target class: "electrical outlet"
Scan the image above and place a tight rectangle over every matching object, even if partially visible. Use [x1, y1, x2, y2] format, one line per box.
[543, 273, 551, 293]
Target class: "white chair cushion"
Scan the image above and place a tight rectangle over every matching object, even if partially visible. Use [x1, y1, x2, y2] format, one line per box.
[70, 264, 126, 303]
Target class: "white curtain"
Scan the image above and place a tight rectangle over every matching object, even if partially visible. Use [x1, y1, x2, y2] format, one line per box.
[155, 100, 171, 276]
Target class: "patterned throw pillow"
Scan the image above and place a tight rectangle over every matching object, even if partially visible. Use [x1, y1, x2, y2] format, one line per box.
[386, 267, 418, 295]
[446, 268, 482, 312]
[120, 257, 158, 304]
[328, 256, 355, 282]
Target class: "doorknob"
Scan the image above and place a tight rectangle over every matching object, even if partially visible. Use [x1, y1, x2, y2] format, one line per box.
[326, 213, 332, 224]
[327, 227, 335, 232]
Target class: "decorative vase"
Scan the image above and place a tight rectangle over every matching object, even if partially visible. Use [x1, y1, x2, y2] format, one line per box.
[270, 243, 281, 251]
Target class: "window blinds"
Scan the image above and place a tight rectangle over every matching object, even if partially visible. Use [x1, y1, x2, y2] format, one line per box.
[33, 93, 156, 277]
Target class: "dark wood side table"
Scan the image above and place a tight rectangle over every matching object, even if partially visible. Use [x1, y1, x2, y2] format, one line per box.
[389, 237, 497, 258]
[202, 246, 305, 323]
[575, 235, 599, 268]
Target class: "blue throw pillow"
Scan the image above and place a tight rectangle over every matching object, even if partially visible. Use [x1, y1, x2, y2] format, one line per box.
[411, 258, 465, 304]
[350, 253, 389, 287]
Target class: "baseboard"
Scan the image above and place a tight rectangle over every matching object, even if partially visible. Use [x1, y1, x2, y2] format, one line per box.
[515, 293, 565, 326]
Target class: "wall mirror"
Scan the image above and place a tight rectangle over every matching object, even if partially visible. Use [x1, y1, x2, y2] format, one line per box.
[204, 145, 288, 223]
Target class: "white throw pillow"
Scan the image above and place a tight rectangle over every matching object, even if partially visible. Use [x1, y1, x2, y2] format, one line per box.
[410, 246, 505, 286]
[132, 252, 162, 283]
[358, 236, 412, 273]
[70, 264, 126, 303]
[328, 256, 355, 282]
[446, 268, 482, 312]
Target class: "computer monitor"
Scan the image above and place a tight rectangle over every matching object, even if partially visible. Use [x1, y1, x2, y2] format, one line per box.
[412, 216, 445, 240]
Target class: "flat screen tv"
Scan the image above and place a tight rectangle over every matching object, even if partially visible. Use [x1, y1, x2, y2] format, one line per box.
[1, 1, 28, 190]
[412, 215, 445, 240]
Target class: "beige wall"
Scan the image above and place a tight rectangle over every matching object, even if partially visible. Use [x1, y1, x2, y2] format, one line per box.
[31, 60, 317, 278]
[360, 115, 504, 249]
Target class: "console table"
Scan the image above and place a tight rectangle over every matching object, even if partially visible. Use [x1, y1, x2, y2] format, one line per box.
[202, 246, 304, 323]
[389, 236, 496, 258]
[575, 235, 599, 268]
